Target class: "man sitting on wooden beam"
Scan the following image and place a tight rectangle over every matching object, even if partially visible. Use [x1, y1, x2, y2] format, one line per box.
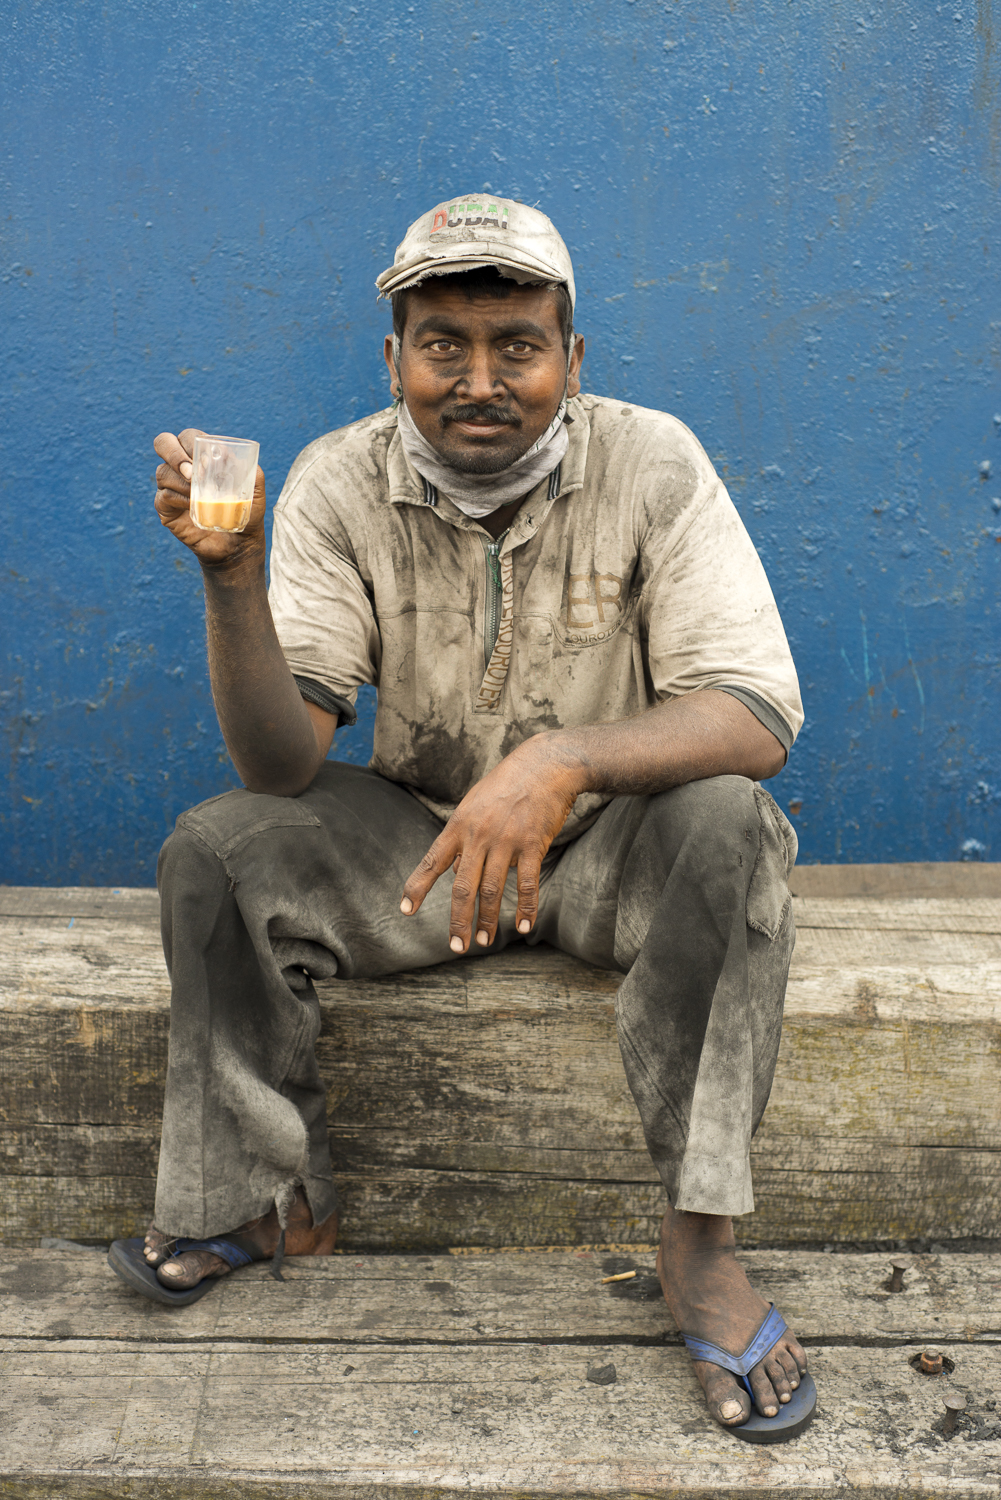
[111, 195, 814, 1442]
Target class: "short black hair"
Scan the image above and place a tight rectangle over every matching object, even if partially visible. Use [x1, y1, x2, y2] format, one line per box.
[391, 265, 574, 357]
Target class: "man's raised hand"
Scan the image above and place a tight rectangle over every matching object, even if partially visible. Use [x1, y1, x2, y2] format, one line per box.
[153, 429, 266, 568]
[399, 737, 584, 953]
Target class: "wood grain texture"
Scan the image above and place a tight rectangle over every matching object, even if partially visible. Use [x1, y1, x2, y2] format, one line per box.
[2, 894, 1000, 1247]
[0, 886, 161, 921]
[0, 916, 171, 1012]
[1, 1335, 999, 1495]
[793, 897, 1001, 933]
[3, 1247, 1000, 1345]
[788, 862, 1001, 898]
[8, 863, 999, 911]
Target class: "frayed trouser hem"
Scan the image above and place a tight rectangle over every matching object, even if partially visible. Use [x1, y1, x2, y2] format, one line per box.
[659, 1152, 755, 1219]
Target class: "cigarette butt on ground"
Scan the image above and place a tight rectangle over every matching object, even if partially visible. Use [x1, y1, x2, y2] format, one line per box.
[600, 1270, 637, 1284]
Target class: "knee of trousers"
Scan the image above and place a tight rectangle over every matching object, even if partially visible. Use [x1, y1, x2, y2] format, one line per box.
[642, 776, 795, 940]
[156, 787, 324, 895]
[646, 774, 760, 860]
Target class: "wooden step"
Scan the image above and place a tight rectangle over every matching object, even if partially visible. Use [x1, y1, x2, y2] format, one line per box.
[1, 1247, 998, 1496]
[2, 873, 1000, 1249]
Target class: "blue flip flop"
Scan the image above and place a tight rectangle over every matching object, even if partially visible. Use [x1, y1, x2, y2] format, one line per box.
[683, 1302, 817, 1443]
[107, 1231, 280, 1307]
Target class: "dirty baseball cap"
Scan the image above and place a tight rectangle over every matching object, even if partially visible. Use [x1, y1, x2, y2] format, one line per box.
[375, 194, 576, 311]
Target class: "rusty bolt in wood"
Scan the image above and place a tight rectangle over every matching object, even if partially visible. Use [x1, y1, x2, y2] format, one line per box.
[943, 1394, 966, 1434]
[919, 1349, 944, 1375]
[888, 1260, 908, 1293]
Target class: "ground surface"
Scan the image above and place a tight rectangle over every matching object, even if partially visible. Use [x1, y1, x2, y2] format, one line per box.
[2, 1245, 1000, 1497]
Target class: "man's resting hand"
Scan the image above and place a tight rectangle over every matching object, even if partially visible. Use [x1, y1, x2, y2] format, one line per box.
[399, 736, 581, 952]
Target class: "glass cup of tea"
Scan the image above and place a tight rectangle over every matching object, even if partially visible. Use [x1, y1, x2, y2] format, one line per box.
[189, 434, 260, 533]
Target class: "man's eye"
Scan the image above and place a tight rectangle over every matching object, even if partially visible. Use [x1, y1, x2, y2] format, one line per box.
[430, 340, 458, 352]
[505, 342, 532, 354]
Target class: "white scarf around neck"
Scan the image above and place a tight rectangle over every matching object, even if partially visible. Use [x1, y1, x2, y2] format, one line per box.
[396, 398, 569, 518]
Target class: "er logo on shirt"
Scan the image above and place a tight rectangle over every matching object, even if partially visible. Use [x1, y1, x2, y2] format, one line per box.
[566, 572, 625, 643]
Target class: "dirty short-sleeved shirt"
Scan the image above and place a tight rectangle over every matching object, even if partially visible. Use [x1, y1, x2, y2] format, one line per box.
[268, 393, 803, 844]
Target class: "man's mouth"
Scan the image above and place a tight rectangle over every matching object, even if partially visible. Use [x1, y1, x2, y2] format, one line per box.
[453, 419, 510, 438]
[442, 406, 520, 439]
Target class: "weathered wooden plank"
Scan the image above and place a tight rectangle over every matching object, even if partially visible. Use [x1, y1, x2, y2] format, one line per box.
[5, 1143, 1000, 1251]
[0, 1009, 169, 1124]
[1, 1125, 160, 1178]
[329, 1148, 1001, 1248]
[0, 1175, 160, 1246]
[5, 880, 1001, 925]
[794, 898, 1001, 934]
[6, 864, 1000, 916]
[2, 1248, 999, 1346]
[0, 916, 171, 1012]
[0, 886, 161, 921]
[3, 907, 1000, 1247]
[1, 1336, 998, 1497]
[785, 964, 1001, 1022]
[6, 914, 1001, 1025]
[7, 909, 1001, 1015]
[789, 862, 1001, 898]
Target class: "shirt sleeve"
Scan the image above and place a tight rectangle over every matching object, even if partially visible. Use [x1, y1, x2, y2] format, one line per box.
[641, 479, 804, 750]
[268, 458, 382, 709]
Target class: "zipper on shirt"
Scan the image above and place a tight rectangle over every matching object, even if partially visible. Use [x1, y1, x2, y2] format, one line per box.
[481, 529, 509, 666]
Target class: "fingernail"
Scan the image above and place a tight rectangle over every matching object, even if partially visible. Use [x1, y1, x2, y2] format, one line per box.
[719, 1401, 742, 1420]
[180, 461, 192, 479]
[517, 919, 530, 934]
[475, 930, 489, 946]
[400, 898, 413, 914]
[450, 935, 464, 953]
[764, 1406, 778, 1417]
[780, 1393, 791, 1402]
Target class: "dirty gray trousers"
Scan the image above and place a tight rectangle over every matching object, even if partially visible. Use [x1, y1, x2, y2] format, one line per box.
[154, 764, 797, 1237]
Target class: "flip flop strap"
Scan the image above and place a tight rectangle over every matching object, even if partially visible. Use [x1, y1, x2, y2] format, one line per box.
[682, 1302, 788, 1379]
[172, 1236, 255, 1270]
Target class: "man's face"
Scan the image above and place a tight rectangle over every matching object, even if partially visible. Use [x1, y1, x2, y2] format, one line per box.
[384, 281, 584, 474]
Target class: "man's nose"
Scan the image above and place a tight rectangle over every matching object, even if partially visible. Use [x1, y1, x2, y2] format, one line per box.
[456, 348, 503, 404]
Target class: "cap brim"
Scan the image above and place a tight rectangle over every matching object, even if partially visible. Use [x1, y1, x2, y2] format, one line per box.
[376, 249, 571, 302]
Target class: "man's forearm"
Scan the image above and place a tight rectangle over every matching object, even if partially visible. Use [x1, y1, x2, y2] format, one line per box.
[203, 557, 325, 797]
[539, 689, 786, 799]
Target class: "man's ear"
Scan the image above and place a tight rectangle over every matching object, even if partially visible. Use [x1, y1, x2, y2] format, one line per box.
[566, 334, 585, 399]
[383, 334, 399, 389]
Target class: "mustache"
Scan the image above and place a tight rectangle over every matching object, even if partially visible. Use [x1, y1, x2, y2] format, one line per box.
[440, 403, 521, 427]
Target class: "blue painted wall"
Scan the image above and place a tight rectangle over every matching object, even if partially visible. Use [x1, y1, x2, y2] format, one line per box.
[3, 0, 1000, 884]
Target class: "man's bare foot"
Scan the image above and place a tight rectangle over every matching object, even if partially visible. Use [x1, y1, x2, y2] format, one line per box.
[657, 1205, 807, 1428]
[143, 1188, 338, 1290]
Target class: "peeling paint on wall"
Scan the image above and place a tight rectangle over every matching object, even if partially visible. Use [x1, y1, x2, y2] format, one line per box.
[2, 0, 1000, 883]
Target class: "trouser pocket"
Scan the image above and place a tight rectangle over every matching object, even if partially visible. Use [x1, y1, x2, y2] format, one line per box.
[746, 784, 797, 940]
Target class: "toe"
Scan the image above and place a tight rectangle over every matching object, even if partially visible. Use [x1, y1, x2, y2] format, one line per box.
[143, 1225, 170, 1267]
[764, 1353, 793, 1404]
[784, 1332, 808, 1376]
[156, 1250, 228, 1289]
[697, 1361, 751, 1427]
[749, 1364, 780, 1418]
[157, 1257, 194, 1286]
[776, 1344, 802, 1390]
